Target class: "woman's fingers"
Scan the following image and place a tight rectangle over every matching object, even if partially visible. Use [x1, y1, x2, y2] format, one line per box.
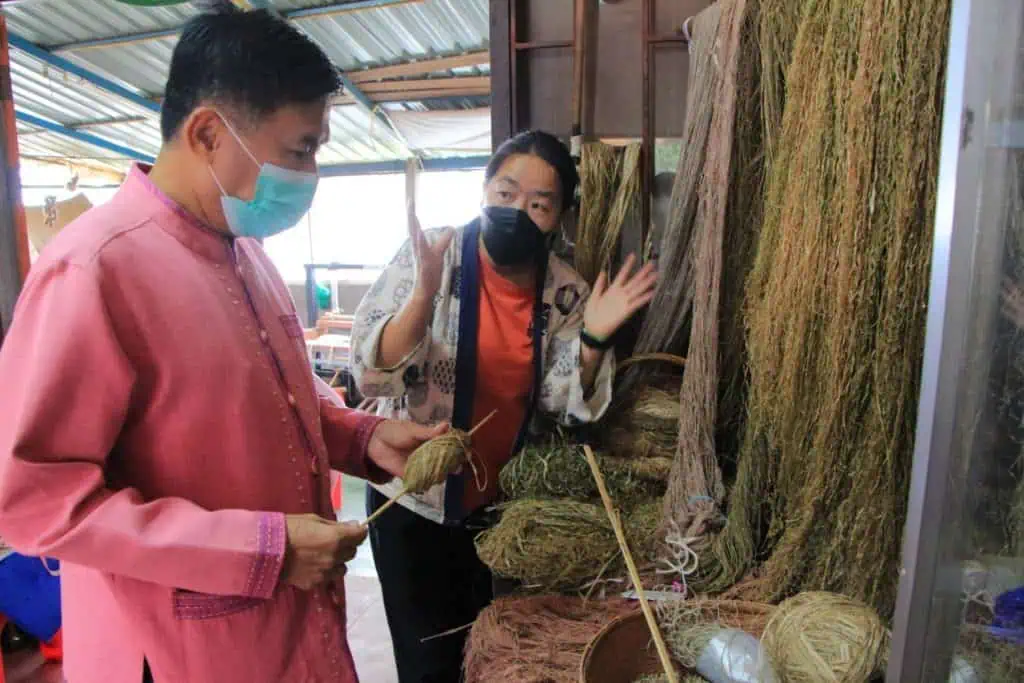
[432, 227, 456, 257]
[612, 254, 637, 288]
[624, 262, 658, 295]
[592, 270, 609, 298]
[626, 289, 657, 315]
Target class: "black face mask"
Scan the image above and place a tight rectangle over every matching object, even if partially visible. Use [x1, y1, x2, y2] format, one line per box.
[481, 205, 547, 268]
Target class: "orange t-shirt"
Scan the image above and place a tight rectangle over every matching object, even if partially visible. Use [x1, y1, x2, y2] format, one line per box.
[463, 254, 535, 513]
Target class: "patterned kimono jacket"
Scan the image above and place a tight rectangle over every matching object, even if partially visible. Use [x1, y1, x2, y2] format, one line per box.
[351, 219, 615, 524]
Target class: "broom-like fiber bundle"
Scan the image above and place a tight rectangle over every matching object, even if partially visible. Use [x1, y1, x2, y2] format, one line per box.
[475, 499, 662, 592]
[761, 592, 890, 683]
[499, 440, 671, 510]
[617, 2, 723, 399]
[575, 142, 643, 286]
[691, 0, 951, 618]
[463, 595, 637, 683]
[576, 142, 620, 285]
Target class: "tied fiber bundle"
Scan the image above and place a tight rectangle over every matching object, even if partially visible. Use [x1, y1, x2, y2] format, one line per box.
[604, 386, 683, 460]
[761, 592, 890, 683]
[575, 142, 643, 286]
[403, 429, 473, 494]
[499, 440, 671, 510]
[618, 2, 723, 397]
[690, 0, 951, 618]
[475, 499, 661, 592]
[463, 594, 636, 683]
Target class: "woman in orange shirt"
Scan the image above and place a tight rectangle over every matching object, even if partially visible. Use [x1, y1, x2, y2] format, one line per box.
[352, 130, 656, 682]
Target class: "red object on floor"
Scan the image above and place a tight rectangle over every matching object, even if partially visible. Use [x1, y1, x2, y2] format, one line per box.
[39, 629, 61, 662]
[0, 614, 6, 683]
[330, 471, 343, 513]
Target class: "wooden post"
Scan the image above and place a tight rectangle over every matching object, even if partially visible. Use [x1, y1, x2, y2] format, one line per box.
[489, 0, 513, 146]
[0, 15, 30, 344]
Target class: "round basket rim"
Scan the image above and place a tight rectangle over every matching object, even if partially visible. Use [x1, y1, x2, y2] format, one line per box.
[579, 598, 776, 682]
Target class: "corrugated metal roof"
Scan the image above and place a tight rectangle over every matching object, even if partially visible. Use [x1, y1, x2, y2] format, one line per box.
[1, 0, 490, 172]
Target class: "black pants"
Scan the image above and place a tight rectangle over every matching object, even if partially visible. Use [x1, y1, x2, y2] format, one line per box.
[366, 486, 493, 683]
[142, 659, 153, 683]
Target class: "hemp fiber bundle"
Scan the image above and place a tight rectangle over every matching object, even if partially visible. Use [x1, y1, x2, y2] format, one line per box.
[463, 595, 636, 683]
[689, 0, 951, 619]
[618, 2, 723, 397]
[575, 142, 643, 286]
[499, 439, 671, 511]
[661, 0, 763, 551]
[475, 499, 662, 592]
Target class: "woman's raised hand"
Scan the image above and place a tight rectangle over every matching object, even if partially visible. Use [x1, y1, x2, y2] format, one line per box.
[408, 202, 454, 300]
[582, 254, 658, 342]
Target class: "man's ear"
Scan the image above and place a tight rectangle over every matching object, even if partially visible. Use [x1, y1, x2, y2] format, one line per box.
[181, 107, 223, 161]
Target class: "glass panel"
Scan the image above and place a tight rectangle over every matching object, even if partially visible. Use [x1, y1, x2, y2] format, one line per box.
[891, 1, 1024, 679]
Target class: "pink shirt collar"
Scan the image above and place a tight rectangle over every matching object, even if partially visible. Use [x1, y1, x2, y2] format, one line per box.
[126, 163, 234, 264]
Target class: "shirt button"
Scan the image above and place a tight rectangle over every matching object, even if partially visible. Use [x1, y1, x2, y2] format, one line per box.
[236, 266, 244, 277]
[287, 393, 297, 406]
[260, 329, 269, 342]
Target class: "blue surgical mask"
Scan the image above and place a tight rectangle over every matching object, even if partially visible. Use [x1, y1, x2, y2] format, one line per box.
[209, 114, 319, 239]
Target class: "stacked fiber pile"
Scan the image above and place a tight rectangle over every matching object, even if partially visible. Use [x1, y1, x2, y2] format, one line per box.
[476, 497, 663, 593]
[683, 0, 951, 619]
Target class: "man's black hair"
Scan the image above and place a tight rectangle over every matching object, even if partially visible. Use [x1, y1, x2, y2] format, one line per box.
[160, 7, 340, 141]
[485, 130, 580, 213]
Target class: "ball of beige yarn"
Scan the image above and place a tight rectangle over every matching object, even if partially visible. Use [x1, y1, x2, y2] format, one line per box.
[761, 592, 890, 683]
[402, 430, 471, 494]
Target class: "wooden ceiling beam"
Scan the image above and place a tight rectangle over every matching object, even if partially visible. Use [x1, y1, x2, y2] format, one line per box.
[347, 51, 489, 83]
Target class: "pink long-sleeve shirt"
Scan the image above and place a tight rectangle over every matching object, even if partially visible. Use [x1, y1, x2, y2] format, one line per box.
[0, 165, 387, 683]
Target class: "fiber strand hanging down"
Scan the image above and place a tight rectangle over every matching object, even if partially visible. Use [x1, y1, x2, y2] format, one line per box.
[617, 2, 722, 399]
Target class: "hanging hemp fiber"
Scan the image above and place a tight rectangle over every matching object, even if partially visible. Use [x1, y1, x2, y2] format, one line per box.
[687, 0, 952, 620]
[618, 2, 723, 398]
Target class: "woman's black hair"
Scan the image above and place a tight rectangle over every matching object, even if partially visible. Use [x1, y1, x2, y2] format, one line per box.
[485, 130, 580, 213]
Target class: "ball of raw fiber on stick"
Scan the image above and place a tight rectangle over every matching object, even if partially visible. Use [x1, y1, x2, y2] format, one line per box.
[761, 592, 890, 683]
[402, 429, 471, 494]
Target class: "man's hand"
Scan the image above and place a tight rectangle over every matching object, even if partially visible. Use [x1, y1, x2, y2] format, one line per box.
[368, 420, 449, 480]
[281, 514, 367, 591]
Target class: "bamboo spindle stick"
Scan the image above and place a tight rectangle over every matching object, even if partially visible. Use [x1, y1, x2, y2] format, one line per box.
[583, 445, 678, 683]
[363, 410, 497, 527]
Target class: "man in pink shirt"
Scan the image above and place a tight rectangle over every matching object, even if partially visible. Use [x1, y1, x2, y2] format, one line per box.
[0, 6, 439, 682]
